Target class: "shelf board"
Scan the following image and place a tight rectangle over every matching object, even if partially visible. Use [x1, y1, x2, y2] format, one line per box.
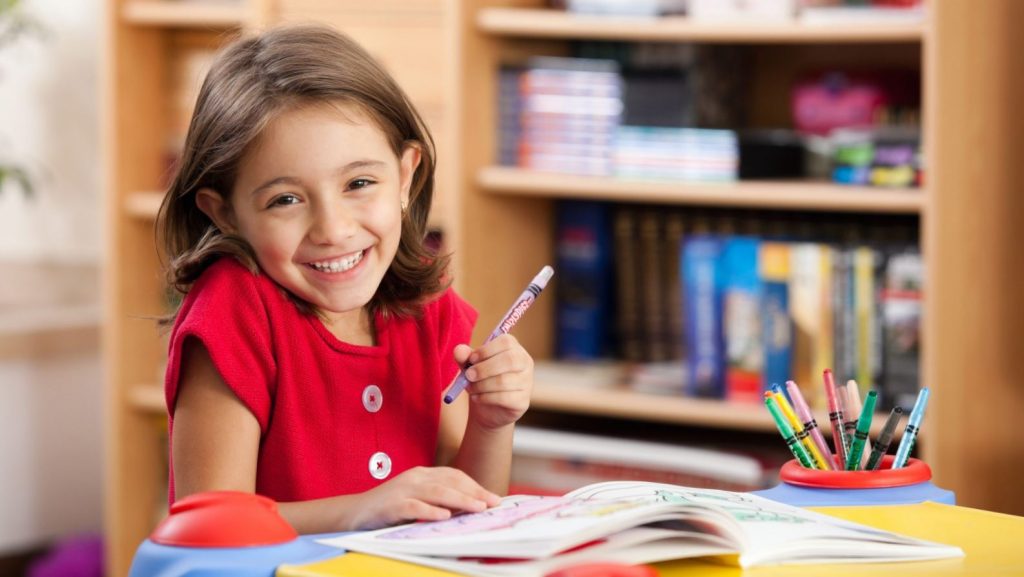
[477, 8, 924, 44]
[122, 1, 249, 28]
[531, 362, 898, 440]
[129, 383, 166, 414]
[479, 167, 924, 214]
[124, 191, 164, 220]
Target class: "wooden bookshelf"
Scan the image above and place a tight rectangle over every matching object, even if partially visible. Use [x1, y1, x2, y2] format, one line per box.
[531, 376, 899, 439]
[479, 166, 925, 214]
[456, 0, 1024, 516]
[122, 0, 251, 28]
[128, 383, 166, 413]
[122, 191, 163, 220]
[477, 7, 925, 43]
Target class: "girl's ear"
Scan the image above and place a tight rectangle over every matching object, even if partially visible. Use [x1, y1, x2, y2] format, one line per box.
[398, 144, 422, 209]
[195, 188, 237, 234]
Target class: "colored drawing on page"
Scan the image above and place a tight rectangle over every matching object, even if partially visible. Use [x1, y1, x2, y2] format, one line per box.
[378, 497, 572, 539]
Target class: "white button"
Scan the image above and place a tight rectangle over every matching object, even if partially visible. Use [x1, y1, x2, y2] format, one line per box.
[362, 384, 383, 413]
[369, 451, 392, 480]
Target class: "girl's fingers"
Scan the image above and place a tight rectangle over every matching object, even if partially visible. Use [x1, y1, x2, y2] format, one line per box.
[469, 390, 530, 410]
[466, 349, 532, 383]
[396, 499, 453, 523]
[429, 467, 502, 506]
[466, 334, 518, 364]
[453, 343, 473, 365]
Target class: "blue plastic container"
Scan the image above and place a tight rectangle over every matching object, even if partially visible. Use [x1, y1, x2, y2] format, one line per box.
[128, 534, 344, 577]
[127, 491, 345, 577]
[753, 456, 955, 507]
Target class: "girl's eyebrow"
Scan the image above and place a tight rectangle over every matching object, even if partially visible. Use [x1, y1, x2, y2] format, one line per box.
[334, 159, 387, 176]
[250, 176, 303, 197]
[249, 160, 387, 197]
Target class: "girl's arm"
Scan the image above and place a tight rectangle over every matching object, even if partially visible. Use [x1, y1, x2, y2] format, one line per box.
[437, 334, 534, 495]
[174, 339, 498, 534]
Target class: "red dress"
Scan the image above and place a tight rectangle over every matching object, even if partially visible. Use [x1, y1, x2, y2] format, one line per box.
[165, 258, 477, 503]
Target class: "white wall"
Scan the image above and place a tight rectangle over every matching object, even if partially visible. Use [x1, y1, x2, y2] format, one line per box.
[0, 0, 101, 262]
[0, 0, 103, 554]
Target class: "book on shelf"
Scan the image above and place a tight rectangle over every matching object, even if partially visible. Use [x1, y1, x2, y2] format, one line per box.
[760, 242, 793, 391]
[612, 207, 643, 362]
[510, 426, 774, 496]
[547, 207, 921, 405]
[722, 236, 764, 403]
[638, 209, 668, 362]
[682, 235, 725, 398]
[555, 201, 614, 360]
[322, 480, 963, 577]
[880, 249, 923, 411]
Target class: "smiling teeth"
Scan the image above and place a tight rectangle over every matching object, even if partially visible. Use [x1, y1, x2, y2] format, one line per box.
[310, 250, 364, 273]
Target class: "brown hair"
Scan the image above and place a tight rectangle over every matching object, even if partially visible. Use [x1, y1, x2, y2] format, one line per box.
[158, 24, 448, 322]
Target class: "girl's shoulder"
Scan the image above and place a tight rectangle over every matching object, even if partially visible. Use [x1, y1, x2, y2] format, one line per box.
[420, 286, 475, 318]
[412, 286, 478, 341]
[184, 257, 283, 315]
[193, 257, 267, 295]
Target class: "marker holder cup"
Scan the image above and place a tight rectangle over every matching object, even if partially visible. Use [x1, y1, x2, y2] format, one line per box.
[753, 456, 956, 507]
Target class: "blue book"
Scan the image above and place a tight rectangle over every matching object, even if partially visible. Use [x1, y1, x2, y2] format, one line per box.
[722, 236, 763, 403]
[682, 236, 725, 398]
[555, 201, 613, 359]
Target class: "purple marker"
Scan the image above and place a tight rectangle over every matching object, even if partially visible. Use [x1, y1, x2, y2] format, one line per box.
[443, 265, 554, 404]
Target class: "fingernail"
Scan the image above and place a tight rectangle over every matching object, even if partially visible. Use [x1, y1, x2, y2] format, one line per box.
[466, 368, 477, 380]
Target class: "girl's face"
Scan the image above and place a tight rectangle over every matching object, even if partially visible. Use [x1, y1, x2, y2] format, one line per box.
[199, 102, 420, 332]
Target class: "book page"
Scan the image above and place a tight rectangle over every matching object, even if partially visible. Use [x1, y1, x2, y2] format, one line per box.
[321, 491, 738, 559]
[321, 481, 963, 570]
[565, 482, 963, 566]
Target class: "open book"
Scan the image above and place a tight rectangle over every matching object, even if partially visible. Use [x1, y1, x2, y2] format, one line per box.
[320, 481, 963, 576]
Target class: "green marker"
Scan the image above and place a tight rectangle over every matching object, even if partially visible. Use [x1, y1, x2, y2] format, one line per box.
[765, 393, 814, 468]
[845, 390, 878, 470]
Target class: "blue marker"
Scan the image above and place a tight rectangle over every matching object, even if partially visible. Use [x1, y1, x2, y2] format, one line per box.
[892, 387, 930, 468]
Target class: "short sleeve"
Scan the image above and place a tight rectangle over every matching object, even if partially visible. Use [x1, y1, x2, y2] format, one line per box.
[165, 259, 277, 431]
[435, 288, 479, 385]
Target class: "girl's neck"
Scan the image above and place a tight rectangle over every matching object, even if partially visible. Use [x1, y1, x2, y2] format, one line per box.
[322, 307, 376, 346]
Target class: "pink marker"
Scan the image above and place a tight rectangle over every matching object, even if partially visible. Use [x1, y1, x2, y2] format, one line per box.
[785, 380, 833, 470]
[443, 266, 554, 404]
[823, 369, 848, 469]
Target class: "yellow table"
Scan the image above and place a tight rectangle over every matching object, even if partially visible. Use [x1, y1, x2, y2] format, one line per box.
[279, 502, 1024, 576]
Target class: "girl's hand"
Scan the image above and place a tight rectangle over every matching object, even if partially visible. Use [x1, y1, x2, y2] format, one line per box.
[454, 334, 534, 431]
[348, 466, 501, 531]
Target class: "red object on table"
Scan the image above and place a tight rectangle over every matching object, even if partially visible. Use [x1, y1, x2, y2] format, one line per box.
[150, 491, 298, 548]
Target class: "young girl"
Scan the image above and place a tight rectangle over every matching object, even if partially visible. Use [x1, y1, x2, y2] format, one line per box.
[158, 25, 534, 534]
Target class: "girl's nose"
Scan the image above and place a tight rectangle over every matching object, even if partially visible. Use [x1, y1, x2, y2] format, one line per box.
[308, 202, 356, 245]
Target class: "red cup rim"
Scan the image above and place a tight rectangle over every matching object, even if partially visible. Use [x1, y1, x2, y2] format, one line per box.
[780, 456, 931, 489]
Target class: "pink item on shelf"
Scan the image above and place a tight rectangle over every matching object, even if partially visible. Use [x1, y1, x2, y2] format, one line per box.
[791, 72, 889, 135]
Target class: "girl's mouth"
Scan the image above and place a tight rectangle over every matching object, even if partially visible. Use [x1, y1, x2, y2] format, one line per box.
[307, 249, 366, 273]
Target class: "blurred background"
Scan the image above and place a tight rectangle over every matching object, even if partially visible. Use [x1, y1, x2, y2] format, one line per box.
[1, 0, 1021, 576]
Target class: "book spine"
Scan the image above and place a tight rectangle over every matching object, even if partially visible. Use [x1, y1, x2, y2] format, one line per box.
[555, 201, 613, 360]
[880, 249, 923, 410]
[614, 207, 644, 363]
[723, 236, 764, 403]
[639, 210, 667, 362]
[789, 243, 823, 409]
[683, 235, 725, 398]
[854, 246, 876, 393]
[663, 211, 686, 361]
[760, 242, 792, 394]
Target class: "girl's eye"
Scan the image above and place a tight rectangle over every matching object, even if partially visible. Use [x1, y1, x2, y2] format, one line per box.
[348, 178, 376, 191]
[268, 194, 300, 208]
